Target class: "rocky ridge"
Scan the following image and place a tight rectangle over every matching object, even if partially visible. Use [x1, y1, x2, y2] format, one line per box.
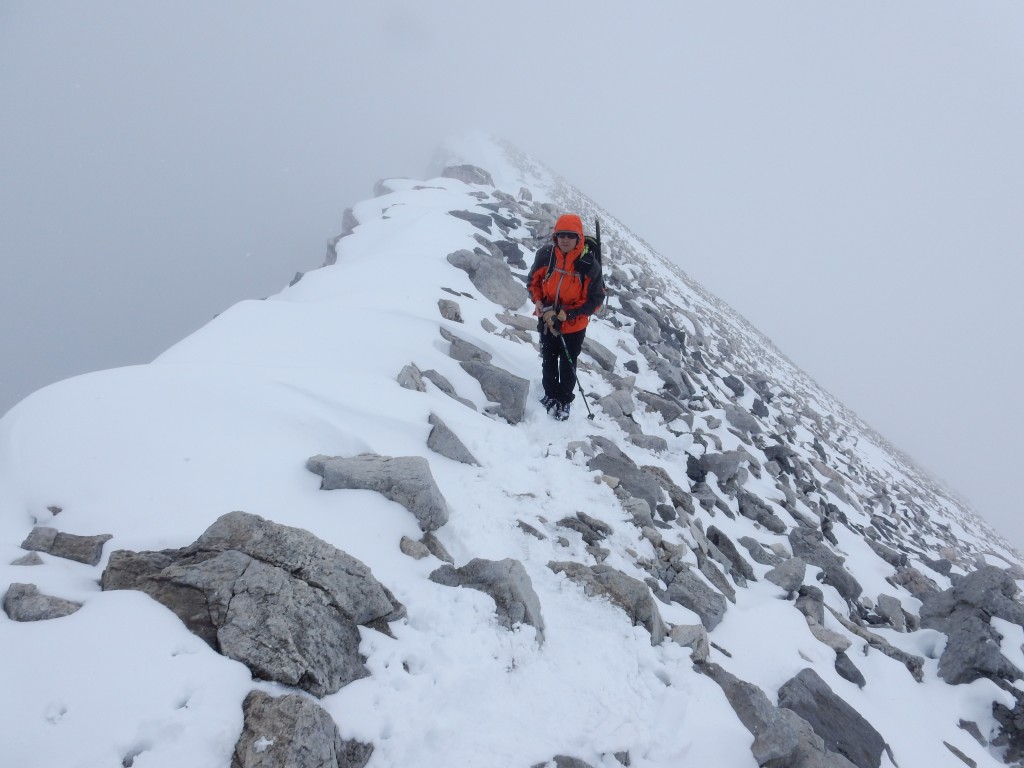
[3, 136, 1023, 768]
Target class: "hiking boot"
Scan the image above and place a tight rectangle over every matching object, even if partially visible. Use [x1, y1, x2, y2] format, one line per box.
[553, 402, 570, 421]
[540, 395, 556, 412]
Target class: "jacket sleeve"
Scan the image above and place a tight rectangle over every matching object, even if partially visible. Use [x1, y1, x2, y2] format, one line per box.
[527, 247, 550, 305]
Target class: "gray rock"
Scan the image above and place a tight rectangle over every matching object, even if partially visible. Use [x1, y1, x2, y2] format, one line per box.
[723, 404, 761, 434]
[587, 453, 663, 514]
[789, 527, 863, 602]
[865, 538, 905, 568]
[427, 413, 480, 466]
[737, 491, 788, 534]
[531, 757, 596, 768]
[767, 557, 808, 593]
[698, 661, 858, 768]
[232, 689, 372, 768]
[778, 668, 886, 768]
[629, 435, 668, 453]
[556, 512, 614, 545]
[834, 651, 866, 689]
[446, 249, 527, 309]
[3, 582, 81, 621]
[722, 374, 745, 397]
[421, 368, 478, 411]
[582, 337, 617, 371]
[669, 623, 710, 662]
[447, 209, 493, 232]
[700, 451, 747, 485]
[598, 389, 636, 419]
[103, 511, 403, 697]
[307, 453, 449, 532]
[825, 604, 924, 682]
[889, 565, 940, 601]
[459, 359, 530, 425]
[20, 526, 112, 566]
[739, 536, 784, 566]
[11, 552, 44, 566]
[396, 363, 426, 391]
[636, 390, 685, 424]
[875, 594, 907, 631]
[441, 164, 494, 186]
[438, 298, 463, 323]
[213, 554, 368, 696]
[920, 565, 1024, 684]
[440, 326, 492, 362]
[549, 561, 666, 645]
[641, 464, 692, 513]
[706, 526, 756, 582]
[421, 532, 454, 564]
[665, 566, 728, 630]
[399, 536, 431, 559]
[431, 558, 545, 642]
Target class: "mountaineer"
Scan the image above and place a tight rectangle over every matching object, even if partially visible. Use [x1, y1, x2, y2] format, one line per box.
[527, 213, 605, 421]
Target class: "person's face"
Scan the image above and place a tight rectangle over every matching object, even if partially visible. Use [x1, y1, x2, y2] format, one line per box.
[555, 233, 578, 254]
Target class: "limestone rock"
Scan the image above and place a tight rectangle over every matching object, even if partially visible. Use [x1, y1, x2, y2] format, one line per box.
[427, 413, 480, 466]
[232, 689, 372, 768]
[446, 248, 527, 309]
[103, 511, 403, 697]
[459, 359, 530, 425]
[3, 582, 81, 621]
[21, 527, 112, 566]
[778, 668, 886, 768]
[431, 558, 545, 642]
[307, 453, 449, 532]
[549, 561, 666, 645]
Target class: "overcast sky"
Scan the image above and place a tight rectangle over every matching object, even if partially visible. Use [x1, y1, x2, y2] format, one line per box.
[2, 2, 1021, 549]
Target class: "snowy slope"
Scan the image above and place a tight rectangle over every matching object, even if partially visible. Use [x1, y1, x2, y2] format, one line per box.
[1, 134, 1021, 768]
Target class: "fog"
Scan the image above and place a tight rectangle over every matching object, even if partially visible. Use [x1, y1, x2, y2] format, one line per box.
[2, 2, 1021, 549]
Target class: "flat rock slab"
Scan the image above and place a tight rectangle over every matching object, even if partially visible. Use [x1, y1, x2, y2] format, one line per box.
[307, 453, 449, 532]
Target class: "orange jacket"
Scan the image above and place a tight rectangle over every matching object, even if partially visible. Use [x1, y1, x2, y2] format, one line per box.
[527, 214, 604, 335]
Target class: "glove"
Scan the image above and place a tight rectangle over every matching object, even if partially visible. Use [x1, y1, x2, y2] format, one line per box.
[551, 309, 567, 333]
[541, 308, 558, 335]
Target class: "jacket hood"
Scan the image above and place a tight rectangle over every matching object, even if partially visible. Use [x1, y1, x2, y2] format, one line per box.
[552, 214, 585, 240]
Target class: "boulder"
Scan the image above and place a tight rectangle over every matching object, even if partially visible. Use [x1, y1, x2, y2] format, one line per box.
[427, 413, 480, 466]
[3, 582, 81, 621]
[441, 165, 494, 186]
[459, 360, 530, 425]
[232, 689, 372, 768]
[440, 326, 492, 363]
[698, 662, 858, 767]
[446, 249, 527, 309]
[766, 557, 808, 594]
[789, 527, 863, 602]
[920, 565, 1024, 684]
[307, 453, 449, 532]
[431, 558, 545, 642]
[665, 566, 728, 631]
[778, 668, 886, 768]
[20, 527, 112, 566]
[102, 511, 403, 697]
[549, 561, 666, 645]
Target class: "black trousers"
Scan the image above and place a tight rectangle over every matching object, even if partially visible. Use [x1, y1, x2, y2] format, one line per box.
[540, 327, 586, 405]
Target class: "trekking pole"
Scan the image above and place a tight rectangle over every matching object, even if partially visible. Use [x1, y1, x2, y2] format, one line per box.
[556, 333, 595, 420]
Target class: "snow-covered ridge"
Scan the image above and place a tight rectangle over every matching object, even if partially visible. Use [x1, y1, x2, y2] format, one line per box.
[2, 134, 1022, 768]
